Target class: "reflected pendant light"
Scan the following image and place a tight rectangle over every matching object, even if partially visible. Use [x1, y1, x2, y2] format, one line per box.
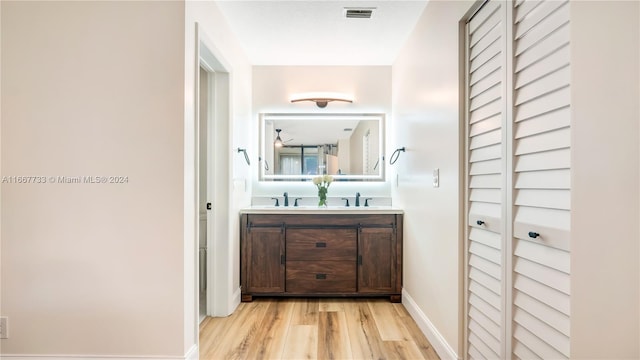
[274, 129, 284, 147]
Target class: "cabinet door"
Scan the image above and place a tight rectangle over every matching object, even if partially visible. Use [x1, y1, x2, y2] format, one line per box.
[358, 227, 395, 293]
[246, 227, 285, 293]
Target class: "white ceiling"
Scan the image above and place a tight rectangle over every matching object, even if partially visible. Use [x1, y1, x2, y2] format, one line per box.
[216, 1, 429, 65]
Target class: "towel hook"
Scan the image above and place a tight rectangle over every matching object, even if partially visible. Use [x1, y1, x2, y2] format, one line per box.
[389, 147, 406, 165]
[237, 148, 250, 166]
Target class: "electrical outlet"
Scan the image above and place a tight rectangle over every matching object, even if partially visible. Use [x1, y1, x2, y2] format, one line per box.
[0, 316, 8, 339]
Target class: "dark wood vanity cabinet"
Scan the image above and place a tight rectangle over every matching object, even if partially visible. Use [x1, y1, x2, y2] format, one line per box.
[240, 213, 403, 302]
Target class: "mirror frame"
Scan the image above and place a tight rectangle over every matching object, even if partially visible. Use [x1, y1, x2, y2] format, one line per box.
[259, 113, 385, 182]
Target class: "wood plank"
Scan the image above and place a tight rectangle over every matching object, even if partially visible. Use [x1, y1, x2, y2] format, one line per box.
[318, 311, 353, 360]
[290, 298, 319, 326]
[319, 298, 348, 312]
[384, 341, 427, 360]
[245, 299, 295, 359]
[343, 300, 387, 360]
[393, 303, 441, 359]
[368, 300, 411, 341]
[282, 325, 318, 360]
[200, 299, 271, 359]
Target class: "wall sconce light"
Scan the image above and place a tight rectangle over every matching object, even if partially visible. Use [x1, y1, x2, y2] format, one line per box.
[274, 129, 284, 147]
[290, 92, 354, 108]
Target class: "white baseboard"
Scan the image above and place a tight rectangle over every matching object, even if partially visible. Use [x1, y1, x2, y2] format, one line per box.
[184, 344, 198, 360]
[228, 286, 241, 315]
[1, 346, 198, 360]
[402, 288, 460, 360]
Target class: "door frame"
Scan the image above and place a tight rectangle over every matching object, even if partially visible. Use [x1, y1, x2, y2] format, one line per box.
[195, 22, 233, 321]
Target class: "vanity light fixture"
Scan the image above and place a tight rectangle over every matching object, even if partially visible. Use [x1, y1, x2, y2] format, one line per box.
[290, 92, 354, 108]
[274, 129, 284, 147]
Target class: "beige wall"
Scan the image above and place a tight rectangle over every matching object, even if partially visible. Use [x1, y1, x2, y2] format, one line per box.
[570, 1, 640, 358]
[392, 1, 473, 356]
[1, 1, 185, 356]
[0, 0, 252, 357]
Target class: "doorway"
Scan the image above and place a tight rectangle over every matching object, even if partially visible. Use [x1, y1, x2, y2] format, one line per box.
[196, 26, 233, 324]
[198, 65, 210, 323]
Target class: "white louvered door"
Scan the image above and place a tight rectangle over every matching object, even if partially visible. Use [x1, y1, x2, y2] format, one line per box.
[465, 0, 571, 359]
[512, 0, 571, 358]
[466, 1, 506, 359]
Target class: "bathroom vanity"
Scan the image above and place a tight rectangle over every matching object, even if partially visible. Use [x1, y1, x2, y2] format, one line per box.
[240, 207, 403, 302]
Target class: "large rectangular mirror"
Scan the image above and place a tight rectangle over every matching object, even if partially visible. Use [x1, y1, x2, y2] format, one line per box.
[259, 113, 385, 181]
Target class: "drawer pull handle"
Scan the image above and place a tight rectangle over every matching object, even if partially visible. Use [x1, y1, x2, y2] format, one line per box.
[528, 231, 540, 239]
[315, 242, 326, 248]
[476, 220, 485, 226]
[315, 274, 327, 280]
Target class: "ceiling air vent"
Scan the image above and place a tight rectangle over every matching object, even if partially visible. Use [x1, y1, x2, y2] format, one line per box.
[343, 7, 375, 19]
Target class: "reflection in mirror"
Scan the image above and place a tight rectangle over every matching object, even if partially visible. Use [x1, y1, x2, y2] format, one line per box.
[260, 114, 384, 181]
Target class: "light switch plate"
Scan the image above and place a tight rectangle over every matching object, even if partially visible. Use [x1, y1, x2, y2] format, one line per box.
[433, 168, 439, 188]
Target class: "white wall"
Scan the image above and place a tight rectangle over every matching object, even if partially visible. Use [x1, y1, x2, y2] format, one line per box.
[570, 1, 640, 358]
[1, 1, 185, 356]
[392, 1, 473, 357]
[252, 66, 392, 199]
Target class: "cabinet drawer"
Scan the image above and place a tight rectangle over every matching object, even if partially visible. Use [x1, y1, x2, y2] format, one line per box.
[286, 261, 356, 293]
[286, 228, 356, 261]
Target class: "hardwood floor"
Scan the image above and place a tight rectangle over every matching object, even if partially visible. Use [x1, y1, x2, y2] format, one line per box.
[199, 298, 440, 360]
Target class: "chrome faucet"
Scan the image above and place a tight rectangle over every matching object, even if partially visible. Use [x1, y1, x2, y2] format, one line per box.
[283, 192, 289, 207]
[355, 192, 361, 207]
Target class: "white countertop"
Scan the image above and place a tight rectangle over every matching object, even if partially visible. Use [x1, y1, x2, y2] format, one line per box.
[240, 205, 404, 215]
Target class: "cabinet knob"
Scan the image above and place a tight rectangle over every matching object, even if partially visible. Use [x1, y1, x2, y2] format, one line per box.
[476, 220, 485, 226]
[315, 274, 327, 280]
[528, 231, 540, 239]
